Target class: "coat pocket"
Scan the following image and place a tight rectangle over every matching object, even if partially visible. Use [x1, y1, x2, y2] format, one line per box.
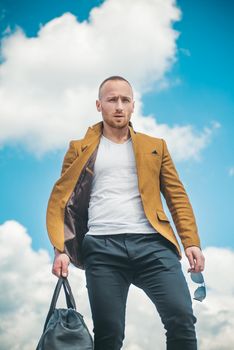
[156, 210, 170, 223]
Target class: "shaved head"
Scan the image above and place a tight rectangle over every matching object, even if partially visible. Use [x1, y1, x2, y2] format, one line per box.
[98, 75, 133, 100]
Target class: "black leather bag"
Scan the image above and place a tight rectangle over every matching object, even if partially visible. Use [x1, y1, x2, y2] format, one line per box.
[36, 277, 94, 349]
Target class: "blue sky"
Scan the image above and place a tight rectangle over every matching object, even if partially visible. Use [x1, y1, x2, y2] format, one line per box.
[0, 0, 233, 256]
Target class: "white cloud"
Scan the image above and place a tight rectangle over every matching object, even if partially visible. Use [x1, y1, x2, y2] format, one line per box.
[0, 220, 91, 350]
[1, 220, 234, 349]
[182, 247, 234, 350]
[133, 109, 220, 161]
[0, 0, 217, 159]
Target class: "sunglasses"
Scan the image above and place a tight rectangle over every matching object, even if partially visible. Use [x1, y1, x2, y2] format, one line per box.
[190, 272, 206, 302]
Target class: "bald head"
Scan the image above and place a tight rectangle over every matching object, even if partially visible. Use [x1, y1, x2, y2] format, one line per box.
[98, 75, 133, 100]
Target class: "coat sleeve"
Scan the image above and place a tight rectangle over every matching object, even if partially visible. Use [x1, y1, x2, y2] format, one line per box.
[159, 138, 201, 251]
[60, 140, 78, 177]
[51, 140, 79, 254]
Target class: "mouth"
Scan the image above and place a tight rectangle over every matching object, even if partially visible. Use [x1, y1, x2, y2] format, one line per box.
[114, 115, 124, 118]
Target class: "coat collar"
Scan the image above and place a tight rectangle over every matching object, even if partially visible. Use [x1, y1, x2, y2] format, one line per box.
[81, 120, 136, 151]
[85, 120, 135, 136]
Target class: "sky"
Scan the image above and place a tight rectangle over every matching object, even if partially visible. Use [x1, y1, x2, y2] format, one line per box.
[0, 0, 234, 349]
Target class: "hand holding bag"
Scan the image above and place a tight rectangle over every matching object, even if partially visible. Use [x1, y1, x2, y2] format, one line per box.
[36, 276, 94, 349]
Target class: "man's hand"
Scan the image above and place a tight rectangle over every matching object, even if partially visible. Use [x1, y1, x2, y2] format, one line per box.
[185, 246, 205, 273]
[52, 249, 70, 278]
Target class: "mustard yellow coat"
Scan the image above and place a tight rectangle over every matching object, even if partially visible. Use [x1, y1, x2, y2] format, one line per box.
[46, 121, 201, 269]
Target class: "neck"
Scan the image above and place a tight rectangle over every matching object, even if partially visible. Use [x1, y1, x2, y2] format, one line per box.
[102, 122, 130, 144]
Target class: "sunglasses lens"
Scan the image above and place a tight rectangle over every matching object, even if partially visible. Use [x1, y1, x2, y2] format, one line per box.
[190, 272, 204, 284]
[193, 286, 206, 301]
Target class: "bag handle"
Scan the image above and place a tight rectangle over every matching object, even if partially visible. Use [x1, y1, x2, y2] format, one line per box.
[43, 277, 77, 332]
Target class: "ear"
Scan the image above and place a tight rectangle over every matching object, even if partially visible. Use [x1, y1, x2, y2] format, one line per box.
[96, 99, 101, 112]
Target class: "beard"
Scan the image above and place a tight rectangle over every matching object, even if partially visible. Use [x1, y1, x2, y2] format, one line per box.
[104, 117, 130, 129]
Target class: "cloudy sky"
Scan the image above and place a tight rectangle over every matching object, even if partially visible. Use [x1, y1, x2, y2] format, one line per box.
[0, 0, 234, 349]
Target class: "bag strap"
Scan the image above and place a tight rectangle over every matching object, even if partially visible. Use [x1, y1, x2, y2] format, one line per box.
[43, 277, 77, 332]
[63, 277, 77, 310]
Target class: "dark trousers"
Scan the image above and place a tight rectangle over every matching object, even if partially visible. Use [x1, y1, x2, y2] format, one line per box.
[81, 233, 197, 350]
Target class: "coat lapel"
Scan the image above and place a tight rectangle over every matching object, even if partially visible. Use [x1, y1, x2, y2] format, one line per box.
[78, 120, 161, 186]
[80, 120, 137, 155]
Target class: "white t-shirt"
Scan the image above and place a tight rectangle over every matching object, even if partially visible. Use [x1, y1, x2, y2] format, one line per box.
[86, 134, 158, 235]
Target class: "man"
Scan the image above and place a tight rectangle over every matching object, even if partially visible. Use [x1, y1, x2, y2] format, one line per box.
[47, 75, 205, 350]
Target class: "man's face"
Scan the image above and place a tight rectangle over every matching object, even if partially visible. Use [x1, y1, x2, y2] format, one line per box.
[96, 80, 135, 130]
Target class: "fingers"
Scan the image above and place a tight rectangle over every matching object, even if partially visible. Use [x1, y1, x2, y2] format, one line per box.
[193, 249, 205, 273]
[61, 259, 69, 277]
[195, 254, 205, 272]
[186, 247, 205, 273]
[52, 258, 62, 277]
[187, 252, 195, 272]
[188, 257, 204, 272]
[52, 254, 70, 278]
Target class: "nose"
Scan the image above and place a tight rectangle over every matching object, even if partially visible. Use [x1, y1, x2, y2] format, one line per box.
[116, 99, 123, 112]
